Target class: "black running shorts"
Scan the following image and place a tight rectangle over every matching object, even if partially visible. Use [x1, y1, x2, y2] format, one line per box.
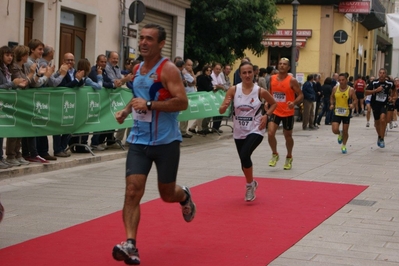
[332, 114, 350, 124]
[126, 140, 180, 184]
[269, 114, 295, 131]
[371, 104, 387, 121]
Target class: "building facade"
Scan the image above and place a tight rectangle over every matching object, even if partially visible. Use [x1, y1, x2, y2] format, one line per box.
[245, 0, 393, 83]
[390, 0, 399, 77]
[0, 0, 190, 68]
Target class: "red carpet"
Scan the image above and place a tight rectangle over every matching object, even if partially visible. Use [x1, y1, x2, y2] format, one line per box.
[0, 176, 367, 266]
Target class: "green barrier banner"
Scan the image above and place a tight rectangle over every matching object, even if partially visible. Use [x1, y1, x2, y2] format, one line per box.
[178, 90, 229, 121]
[0, 87, 229, 138]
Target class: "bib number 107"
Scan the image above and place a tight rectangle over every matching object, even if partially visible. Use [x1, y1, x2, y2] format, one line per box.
[239, 120, 249, 126]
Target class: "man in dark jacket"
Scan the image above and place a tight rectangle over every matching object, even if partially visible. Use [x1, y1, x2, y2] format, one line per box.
[313, 74, 322, 127]
[56, 53, 85, 155]
[88, 54, 113, 88]
[58, 53, 84, 88]
[302, 74, 316, 130]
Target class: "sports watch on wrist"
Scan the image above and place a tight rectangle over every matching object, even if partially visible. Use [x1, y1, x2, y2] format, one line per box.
[146, 101, 152, 110]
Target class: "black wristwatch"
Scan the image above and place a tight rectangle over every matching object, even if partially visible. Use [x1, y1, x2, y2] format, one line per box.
[146, 101, 152, 110]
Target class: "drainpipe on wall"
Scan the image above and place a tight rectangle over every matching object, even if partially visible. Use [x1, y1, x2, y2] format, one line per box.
[119, 0, 126, 68]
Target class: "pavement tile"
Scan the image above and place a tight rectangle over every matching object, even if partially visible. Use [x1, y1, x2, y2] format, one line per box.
[311, 255, 399, 265]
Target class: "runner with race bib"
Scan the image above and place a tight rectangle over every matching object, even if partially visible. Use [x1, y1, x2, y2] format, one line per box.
[330, 73, 357, 154]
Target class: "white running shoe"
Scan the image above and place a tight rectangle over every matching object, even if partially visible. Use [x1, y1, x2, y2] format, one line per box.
[112, 241, 140, 265]
[245, 181, 258, 201]
[181, 186, 196, 222]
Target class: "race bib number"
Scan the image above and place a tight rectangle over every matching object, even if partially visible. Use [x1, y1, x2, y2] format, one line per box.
[335, 107, 349, 117]
[236, 116, 253, 130]
[132, 108, 152, 122]
[273, 92, 286, 102]
[376, 93, 387, 102]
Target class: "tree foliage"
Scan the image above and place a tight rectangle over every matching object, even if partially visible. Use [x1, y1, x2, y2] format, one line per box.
[184, 0, 281, 68]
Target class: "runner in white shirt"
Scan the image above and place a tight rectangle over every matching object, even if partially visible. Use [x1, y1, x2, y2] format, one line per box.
[219, 61, 276, 202]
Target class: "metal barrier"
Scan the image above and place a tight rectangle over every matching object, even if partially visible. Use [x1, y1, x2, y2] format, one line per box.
[66, 131, 125, 156]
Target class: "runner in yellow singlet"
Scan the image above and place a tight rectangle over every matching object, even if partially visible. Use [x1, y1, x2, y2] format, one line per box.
[330, 73, 357, 154]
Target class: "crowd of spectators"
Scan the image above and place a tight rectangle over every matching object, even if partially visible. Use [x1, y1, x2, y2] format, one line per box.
[0, 39, 140, 169]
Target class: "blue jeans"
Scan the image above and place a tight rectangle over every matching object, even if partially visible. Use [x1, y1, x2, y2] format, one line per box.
[91, 134, 100, 146]
[53, 135, 70, 154]
[317, 98, 332, 125]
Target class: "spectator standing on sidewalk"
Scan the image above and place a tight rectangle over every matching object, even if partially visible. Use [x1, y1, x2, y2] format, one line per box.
[36, 45, 68, 161]
[102, 51, 133, 149]
[176, 59, 196, 138]
[1, 45, 29, 168]
[302, 74, 316, 130]
[88, 54, 114, 150]
[21, 40, 51, 163]
[112, 24, 196, 265]
[210, 62, 225, 133]
[316, 77, 333, 125]
[6, 45, 34, 166]
[196, 64, 214, 135]
[313, 74, 322, 127]
[220, 63, 232, 90]
[56, 52, 85, 155]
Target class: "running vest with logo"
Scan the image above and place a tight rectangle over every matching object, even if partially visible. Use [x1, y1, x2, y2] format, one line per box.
[334, 86, 351, 117]
[233, 83, 265, 139]
[368, 80, 394, 106]
[270, 75, 295, 117]
[126, 57, 182, 145]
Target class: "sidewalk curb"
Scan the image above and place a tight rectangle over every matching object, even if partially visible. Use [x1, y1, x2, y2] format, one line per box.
[0, 131, 234, 180]
[0, 152, 127, 180]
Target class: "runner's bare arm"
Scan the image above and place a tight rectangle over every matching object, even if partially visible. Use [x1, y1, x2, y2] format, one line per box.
[219, 86, 235, 114]
[391, 85, 398, 102]
[157, 61, 188, 112]
[115, 97, 134, 124]
[289, 77, 303, 108]
[330, 87, 337, 110]
[260, 88, 276, 116]
[350, 88, 358, 110]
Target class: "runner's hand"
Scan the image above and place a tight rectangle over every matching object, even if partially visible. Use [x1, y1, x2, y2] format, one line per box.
[259, 115, 267, 130]
[115, 110, 128, 124]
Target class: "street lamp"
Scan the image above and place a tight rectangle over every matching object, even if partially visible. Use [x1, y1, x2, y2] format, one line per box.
[291, 0, 300, 77]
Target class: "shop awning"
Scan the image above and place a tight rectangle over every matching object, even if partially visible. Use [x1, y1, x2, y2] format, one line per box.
[261, 37, 308, 48]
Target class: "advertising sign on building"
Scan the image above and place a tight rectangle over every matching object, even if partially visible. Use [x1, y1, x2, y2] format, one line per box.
[338, 1, 370, 14]
[262, 29, 312, 48]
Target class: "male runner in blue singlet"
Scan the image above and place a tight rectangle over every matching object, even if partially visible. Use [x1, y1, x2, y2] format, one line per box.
[112, 24, 196, 265]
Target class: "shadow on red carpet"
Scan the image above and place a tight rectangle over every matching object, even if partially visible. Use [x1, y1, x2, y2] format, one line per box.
[0, 176, 367, 266]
